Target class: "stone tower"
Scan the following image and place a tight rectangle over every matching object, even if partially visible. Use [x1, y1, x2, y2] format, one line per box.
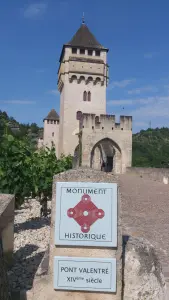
[43, 109, 60, 156]
[58, 20, 109, 157]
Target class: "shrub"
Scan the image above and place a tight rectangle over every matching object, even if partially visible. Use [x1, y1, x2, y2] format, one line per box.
[0, 135, 72, 211]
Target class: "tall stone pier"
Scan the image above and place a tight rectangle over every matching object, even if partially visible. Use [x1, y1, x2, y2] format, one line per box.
[30, 168, 122, 300]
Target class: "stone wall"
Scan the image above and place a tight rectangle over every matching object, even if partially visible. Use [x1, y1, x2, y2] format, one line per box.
[0, 194, 15, 265]
[123, 236, 167, 300]
[0, 194, 15, 300]
[0, 238, 11, 300]
[127, 167, 169, 184]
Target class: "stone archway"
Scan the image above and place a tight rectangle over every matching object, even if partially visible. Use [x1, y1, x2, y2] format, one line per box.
[90, 138, 122, 174]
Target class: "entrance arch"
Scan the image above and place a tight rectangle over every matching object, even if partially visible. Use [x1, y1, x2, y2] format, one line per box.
[90, 138, 122, 174]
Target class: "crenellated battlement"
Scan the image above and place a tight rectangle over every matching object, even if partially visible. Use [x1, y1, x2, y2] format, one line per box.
[78, 113, 132, 131]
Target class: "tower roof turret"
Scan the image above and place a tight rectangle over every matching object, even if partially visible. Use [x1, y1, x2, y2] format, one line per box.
[44, 109, 59, 121]
[67, 23, 106, 50]
[59, 21, 108, 62]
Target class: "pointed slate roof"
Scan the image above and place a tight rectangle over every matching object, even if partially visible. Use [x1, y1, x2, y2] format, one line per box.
[44, 109, 59, 121]
[67, 23, 106, 50]
[59, 22, 108, 62]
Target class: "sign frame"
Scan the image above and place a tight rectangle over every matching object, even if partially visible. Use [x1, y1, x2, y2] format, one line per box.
[54, 256, 117, 293]
[54, 182, 117, 247]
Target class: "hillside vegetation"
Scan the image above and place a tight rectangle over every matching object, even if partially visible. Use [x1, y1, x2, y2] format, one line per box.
[0, 110, 42, 146]
[132, 127, 169, 168]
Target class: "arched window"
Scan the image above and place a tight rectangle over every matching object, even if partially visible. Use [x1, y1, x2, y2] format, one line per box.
[71, 75, 77, 83]
[52, 132, 54, 137]
[83, 91, 87, 101]
[88, 91, 91, 102]
[95, 77, 101, 85]
[76, 111, 82, 120]
[79, 76, 85, 83]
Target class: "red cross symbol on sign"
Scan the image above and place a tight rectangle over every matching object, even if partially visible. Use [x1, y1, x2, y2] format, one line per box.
[67, 194, 105, 233]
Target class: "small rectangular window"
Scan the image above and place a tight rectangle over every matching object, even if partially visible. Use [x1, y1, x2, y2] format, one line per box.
[95, 50, 100, 56]
[88, 50, 93, 56]
[80, 48, 85, 54]
[54, 120, 56, 124]
[72, 48, 77, 54]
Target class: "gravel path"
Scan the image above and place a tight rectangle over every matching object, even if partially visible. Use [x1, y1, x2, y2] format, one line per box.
[8, 199, 51, 291]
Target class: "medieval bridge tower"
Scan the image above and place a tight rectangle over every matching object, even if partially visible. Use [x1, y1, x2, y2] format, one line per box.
[41, 20, 132, 174]
[57, 20, 109, 157]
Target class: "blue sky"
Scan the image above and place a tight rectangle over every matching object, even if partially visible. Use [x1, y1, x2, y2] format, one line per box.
[1, 0, 169, 133]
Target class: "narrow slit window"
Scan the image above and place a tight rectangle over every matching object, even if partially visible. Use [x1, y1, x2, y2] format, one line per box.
[88, 91, 91, 102]
[52, 132, 54, 137]
[83, 91, 87, 101]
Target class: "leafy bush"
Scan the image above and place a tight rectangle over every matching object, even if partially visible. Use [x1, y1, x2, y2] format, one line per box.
[0, 135, 72, 210]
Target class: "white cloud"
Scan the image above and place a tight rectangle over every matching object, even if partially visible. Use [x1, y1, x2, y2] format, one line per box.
[144, 52, 158, 59]
[128, 86, 158, 95]
[108, 79, 135, 90]
[107, 97, 154, 106]
[129, 96, 169, 118]
[0, 100, 36, 105]
[108, 95, 169, 130]
[107, 99, 133, 106]
[23, 3, 47, 19]
[48, 89, 59, 96]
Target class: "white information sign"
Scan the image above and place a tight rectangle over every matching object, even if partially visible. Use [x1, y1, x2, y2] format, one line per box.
[54, 256, 116, 293]
[55, 182, 117, 247]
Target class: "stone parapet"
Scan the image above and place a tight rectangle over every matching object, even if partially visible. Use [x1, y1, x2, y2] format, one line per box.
[126, 167, 169, 184]
[0, 194, 15, 265]
[0, 193, 15, 300]
[79, 113, 132, 131]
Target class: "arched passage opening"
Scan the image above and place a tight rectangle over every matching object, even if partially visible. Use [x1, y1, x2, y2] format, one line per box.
[90, 138, 122, 174]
